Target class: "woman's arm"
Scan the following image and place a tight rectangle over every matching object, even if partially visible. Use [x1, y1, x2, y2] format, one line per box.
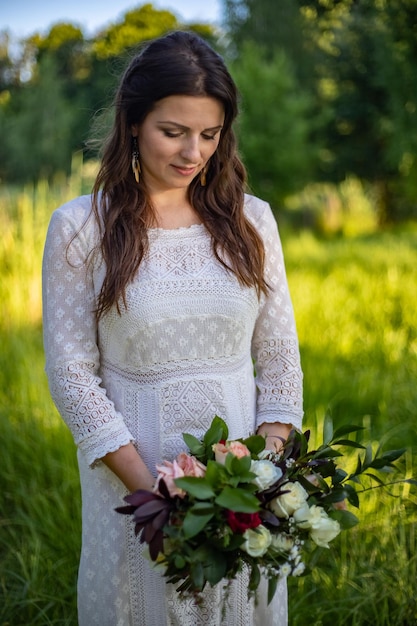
[102, 443, 155, 492]
[248, 197, 304, 435]
[42, 201, 139, 472]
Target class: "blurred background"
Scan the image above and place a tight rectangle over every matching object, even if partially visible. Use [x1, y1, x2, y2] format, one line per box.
[1, 2, 416, 625]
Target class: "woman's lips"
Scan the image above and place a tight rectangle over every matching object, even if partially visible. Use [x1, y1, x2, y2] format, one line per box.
[171, 165, 198, 176]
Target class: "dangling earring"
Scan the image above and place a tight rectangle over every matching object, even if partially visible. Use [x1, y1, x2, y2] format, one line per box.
[131, 136, 141, 183]
[200, 165, 208, 187]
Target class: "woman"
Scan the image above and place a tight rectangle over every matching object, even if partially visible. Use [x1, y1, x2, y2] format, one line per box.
[42, 30, 303, 626]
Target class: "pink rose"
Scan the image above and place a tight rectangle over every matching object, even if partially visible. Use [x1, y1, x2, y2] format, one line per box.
[212, 440, 251, 465]
[176, 452, 206, 478]
[154, 453, 206, 498]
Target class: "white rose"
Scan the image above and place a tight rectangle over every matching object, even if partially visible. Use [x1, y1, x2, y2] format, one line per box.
[251, 460, 283, 490]
[309, 506, 340, 548]
[292, 502, 312, 528]
[269, 482, 309, 518]
[270, 533, 295, 553]
[242, 525, 272, 557]
[294, 504, 340, 548]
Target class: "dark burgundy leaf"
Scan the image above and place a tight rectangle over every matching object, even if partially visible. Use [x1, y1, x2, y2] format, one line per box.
[115, 505, 137, 515]
[259, 509, 280, 526]
[149, 529, 164, 560]
[133, 500, 170, 522]
[125, 490, 161, 507]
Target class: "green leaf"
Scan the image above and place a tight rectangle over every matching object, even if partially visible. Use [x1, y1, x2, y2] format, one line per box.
[353, 454, 363, 475]
[313, 447, 344, 459]
[332, 439, 366, 449]
[189, 501, 216, 514]
[367, 458, 392, 470]
[379, 448, 407, 463]
[299, 430, 310, 457]
[226, 453, 252, 476]
[190, 561, 204, 590]
[203, 415, 229, 448]
[249, 563, 261, 591]
[182, 510, 214, 539]
[323, 412, 333, 445]
[205, 459, 228, 488]
[242, 434, 266, 454]
[332, 468, 348, 485]
[320, 488, 348, 504]
[182, 433, 205, 457]
[267, 576, 278, 604]
[363, 472, 385, 486]
[297, 475, 319, 494]
[215, 486, 260, 513]
[329, 509, 359, 529]
[363, 444, 373, 469]
[174, 477, 215, 499]
[344, 484, 360, 508]
[174, 555, 186, 569]
[203, 550, 227, 585]
[331, 424, 364, 440]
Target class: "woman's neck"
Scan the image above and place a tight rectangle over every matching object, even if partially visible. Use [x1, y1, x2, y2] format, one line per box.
[149, 189, 201, 230]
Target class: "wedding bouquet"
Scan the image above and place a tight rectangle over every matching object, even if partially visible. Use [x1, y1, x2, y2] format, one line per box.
[116, 415, 412, 604]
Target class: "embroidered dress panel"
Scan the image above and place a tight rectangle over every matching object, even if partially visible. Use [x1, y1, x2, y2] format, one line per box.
[42, 193, 303, 625]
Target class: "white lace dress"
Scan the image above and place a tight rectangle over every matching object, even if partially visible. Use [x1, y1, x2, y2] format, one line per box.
[42, 193, 303, 626]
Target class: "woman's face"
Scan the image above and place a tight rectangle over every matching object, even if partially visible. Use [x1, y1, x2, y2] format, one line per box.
[133, 95, 224, 196]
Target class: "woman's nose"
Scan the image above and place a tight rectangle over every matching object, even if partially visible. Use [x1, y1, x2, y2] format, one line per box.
[181, 136, 200, 162]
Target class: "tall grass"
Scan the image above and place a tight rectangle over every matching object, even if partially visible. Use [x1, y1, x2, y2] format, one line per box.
[1, 172, 416, 625]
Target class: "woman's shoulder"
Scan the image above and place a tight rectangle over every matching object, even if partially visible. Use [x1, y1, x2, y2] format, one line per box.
[243, 193, 276, 229]
[50, 194, 94, 227]
[48, 194, 102, 241]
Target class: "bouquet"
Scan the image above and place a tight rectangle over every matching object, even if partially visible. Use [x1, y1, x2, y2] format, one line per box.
[116, 415, 413, 604]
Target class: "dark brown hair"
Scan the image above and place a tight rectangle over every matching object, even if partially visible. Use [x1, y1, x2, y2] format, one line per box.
[92, 30, 269, 319]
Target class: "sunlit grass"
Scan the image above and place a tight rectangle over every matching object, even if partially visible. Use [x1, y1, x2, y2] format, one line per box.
[1, 174, 416, 625]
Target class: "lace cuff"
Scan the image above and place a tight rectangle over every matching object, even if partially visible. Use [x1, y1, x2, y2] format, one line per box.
[79, 422, 135, 468]
[47, 360, 135, 467]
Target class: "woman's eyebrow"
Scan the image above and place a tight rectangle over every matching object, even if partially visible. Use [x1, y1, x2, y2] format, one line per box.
[157, 120, 223, 132]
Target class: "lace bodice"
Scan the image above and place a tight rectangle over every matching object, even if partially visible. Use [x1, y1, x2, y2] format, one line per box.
[42, 194, 303, 468]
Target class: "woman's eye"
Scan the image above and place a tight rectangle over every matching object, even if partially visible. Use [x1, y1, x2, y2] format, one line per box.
[202, 134, 217, 141]
[163, 130, 182, 138]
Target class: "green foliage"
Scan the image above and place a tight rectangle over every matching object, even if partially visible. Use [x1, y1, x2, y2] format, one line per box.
[224, 0, 417, 222]
[93, 4, 179, 59]
[2, 55, 76, 181]
[0, 4, 218, 184]
[231, 43, 315, 206]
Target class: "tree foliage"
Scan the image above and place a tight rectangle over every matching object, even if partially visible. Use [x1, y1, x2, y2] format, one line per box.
[0, 3, 218, 183]
[224, 0, 417, 221]
[1, 1, 416, 222]
[231, 44, 314, 206]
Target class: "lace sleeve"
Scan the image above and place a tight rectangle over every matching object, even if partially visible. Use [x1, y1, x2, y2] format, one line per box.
[248, 198, 304, 431]
[42, 200, 134, 467]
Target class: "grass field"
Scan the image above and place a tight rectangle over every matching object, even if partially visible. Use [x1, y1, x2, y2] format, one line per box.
[1, 175, 416, 625]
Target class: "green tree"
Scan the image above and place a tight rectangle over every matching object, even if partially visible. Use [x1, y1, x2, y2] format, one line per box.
[224, 0, 417, 222]
[3, 55, 74, 181]
[231, 44, 315, 208]
[93, 4, 179, 59]
[316, 0, 417, 221]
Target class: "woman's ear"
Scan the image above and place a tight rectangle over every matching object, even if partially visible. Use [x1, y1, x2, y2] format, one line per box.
[131, 124, 139, 138]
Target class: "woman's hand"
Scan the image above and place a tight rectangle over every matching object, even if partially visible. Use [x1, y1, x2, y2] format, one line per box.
[256, 421, 293, 452]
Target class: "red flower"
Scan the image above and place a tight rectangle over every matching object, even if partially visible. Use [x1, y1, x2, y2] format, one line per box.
[226, 510, 262, 534]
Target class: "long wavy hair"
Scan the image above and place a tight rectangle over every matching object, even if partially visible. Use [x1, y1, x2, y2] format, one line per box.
[92, 30, 269, 319]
